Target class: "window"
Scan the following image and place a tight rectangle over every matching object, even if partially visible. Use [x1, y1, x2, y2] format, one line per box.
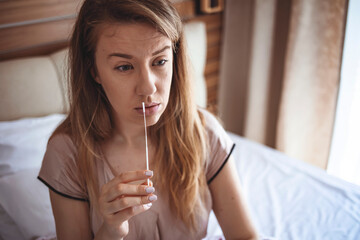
[327, 0, 360, 186]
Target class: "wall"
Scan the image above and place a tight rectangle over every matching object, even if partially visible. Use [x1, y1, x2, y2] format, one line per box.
[0, 0, 224, 115]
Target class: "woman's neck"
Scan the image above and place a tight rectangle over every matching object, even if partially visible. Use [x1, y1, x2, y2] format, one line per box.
[109, 108, 147, 147]
[112, 123, 146, 147]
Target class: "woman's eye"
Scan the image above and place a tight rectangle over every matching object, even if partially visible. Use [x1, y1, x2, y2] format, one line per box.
[153, 59, 168, 66]
[116, 64, 133, 72]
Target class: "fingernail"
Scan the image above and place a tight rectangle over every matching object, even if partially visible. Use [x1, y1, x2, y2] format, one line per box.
[145, 170, 153, 176]
[144, 203, 152, 209]
[145, 186, 155, 193]
[148, 195, 157, 202]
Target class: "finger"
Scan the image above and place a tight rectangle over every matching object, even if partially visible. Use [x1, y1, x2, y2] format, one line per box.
[106, 183, 155, 202]
[117, 170, 153, 183]
[103, 194, 158, 215]
[111, 202, 153, 224]
[141, 179, 153, 187]
[102, 170, 153, 194]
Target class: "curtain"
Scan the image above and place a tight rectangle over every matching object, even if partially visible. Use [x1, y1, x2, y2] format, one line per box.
[218, 0, 348, 169]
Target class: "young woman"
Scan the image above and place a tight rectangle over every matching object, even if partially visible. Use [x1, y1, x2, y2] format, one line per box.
[38, 0, 258, 239]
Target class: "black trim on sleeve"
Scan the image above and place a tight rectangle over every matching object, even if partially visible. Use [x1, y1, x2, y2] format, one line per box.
[207, 143, 236, 185]
[37, 176, 89, 202]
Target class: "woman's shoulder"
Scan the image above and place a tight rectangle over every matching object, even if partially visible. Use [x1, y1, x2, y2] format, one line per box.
[197, 107, 226, 135]
[40, 132, 80, 181]
[39, 133, 87, 201]
[47, 132, 77, 158]
[197, 109, 235, 183]
[197, 107, 234, 151]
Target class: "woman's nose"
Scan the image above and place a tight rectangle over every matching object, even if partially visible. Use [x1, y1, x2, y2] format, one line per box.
[136, 67, 157, 96]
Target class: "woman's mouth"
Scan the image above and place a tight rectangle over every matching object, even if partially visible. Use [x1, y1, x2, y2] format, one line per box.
[135, 103, 160, 116]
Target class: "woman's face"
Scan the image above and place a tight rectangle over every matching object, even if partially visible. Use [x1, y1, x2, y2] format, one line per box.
[94, 22, 173, 128]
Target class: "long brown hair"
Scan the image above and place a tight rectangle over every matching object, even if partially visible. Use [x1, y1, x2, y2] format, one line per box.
[53, 0, 208, 231]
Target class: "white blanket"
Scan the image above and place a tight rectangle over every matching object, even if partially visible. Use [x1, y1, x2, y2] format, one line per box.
[224, 132, 360, 240]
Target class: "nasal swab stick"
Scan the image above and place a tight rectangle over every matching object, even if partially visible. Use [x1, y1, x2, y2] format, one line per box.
[142, 102, 150, 186]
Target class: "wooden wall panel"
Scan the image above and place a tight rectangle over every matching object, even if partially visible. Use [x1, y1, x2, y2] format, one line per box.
[0, 0, 82, 61]
[207, 45, 220, 60]
[173, 1, 196, 20]
[0, 1, 81, 25]
[0, 0, 223, 114]
[0, 19, 75, 54]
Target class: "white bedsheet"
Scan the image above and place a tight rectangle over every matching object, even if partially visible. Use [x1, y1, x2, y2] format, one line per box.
[217, 132, 360, 240]
[1, 115, 360, 240]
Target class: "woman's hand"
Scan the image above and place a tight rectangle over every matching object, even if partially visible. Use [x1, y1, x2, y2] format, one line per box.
[95, 170, 157, 240]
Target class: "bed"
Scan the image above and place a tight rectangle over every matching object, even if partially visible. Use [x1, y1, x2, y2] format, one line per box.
[1, 20, 360, 240]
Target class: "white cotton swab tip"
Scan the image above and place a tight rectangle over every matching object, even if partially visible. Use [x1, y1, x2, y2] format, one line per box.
[142, 102, 150, 186]
[142, 102, 145, 114]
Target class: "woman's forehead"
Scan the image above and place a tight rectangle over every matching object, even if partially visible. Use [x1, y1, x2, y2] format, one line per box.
[95, 22, 172, 58]
[102, 22, 163, 39]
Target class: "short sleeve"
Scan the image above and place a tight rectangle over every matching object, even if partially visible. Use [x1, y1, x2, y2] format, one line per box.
[200, 109, 235, 184]
[38, 134, 88, 201]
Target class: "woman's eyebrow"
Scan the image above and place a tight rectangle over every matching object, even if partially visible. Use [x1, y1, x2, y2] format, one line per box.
[108, 46, 171, 59]
[108, 53, 133, 59]
[152, 45, 171, 56]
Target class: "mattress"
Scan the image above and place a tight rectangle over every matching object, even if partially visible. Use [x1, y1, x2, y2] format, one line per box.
[206, 132, 360, 240]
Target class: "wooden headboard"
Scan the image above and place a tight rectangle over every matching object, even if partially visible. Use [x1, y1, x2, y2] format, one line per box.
[0, 0, 223, 114]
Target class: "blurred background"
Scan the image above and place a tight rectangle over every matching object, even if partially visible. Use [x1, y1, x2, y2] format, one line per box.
[0, 0, 359, 186]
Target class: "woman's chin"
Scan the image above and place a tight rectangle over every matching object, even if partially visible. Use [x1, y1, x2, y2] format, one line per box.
[145, 115, 161, 127]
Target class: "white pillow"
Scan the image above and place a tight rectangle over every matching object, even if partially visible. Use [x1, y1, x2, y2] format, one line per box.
[0, 114, 66, 176]
[0, 168, 55, 239]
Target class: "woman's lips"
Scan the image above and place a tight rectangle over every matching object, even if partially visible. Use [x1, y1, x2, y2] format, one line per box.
[135, 103, 160, 116]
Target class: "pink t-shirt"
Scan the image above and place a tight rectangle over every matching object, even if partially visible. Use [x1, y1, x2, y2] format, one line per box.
[38, 109, 235, 239]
